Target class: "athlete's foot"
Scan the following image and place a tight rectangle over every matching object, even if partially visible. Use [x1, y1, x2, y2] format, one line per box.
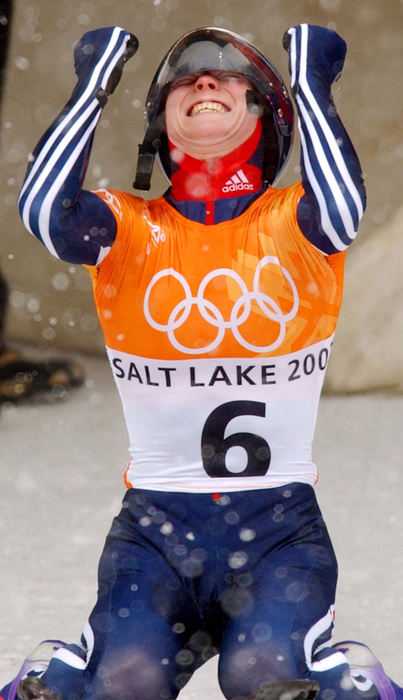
[242, 679, 319, 699]
[0, 640, 64, 700]
[334, 641, 403, 700]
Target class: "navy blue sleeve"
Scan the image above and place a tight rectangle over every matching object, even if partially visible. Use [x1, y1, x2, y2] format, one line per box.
[18, 27, 138, 265]
[285, 24, 366, 254]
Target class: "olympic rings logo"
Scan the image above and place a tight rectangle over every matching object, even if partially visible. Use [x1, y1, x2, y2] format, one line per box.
[143, 256, 299, 355]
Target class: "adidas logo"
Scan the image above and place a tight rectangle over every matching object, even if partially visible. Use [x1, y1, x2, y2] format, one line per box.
[222, 169, 254, 193]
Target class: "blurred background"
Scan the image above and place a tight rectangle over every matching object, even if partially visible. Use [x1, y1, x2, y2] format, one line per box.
[0, 1, 402, 693]
[0, 0, 402, 392]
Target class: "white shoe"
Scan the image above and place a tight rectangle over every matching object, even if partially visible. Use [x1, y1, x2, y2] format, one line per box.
[333, 641, 401, 700]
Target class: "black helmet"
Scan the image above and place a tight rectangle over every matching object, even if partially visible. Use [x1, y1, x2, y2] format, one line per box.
[133, 27, 294, 190]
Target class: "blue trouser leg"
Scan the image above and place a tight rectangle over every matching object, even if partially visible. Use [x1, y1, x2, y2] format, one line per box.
[79, 501, 205, 700]
[212, 489, 379, 699]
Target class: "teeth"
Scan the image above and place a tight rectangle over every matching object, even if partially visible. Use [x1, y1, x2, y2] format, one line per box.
[191, 101, 226, 116]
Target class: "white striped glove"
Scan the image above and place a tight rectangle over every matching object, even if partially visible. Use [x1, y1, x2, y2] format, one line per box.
[73, 26, 138, 105]
[283, 24, 346, 93]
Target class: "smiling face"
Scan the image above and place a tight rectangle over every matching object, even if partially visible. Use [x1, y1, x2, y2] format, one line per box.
[165, 70, 259, 161]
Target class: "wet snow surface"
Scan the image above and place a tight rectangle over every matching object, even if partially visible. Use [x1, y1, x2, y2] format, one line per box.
[1, 353, 402, 694]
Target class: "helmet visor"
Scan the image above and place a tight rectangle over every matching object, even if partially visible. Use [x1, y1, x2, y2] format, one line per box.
[146, 27, 288, 120]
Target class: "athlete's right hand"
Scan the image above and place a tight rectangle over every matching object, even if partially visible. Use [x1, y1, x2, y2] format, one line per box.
[74, 27, 138, 102]
[283, 25, 346, 93]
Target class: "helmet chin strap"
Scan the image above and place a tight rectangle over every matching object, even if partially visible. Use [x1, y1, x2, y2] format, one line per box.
[133, 112, 165, 191]
[133, 91, 265, 191]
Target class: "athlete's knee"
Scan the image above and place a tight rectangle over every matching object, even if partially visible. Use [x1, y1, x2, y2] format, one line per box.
[84, 648, 178, 700]
[218, 642, 298, 699]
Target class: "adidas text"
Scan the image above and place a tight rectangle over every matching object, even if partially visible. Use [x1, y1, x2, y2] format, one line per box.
[222, 182, 254, 193]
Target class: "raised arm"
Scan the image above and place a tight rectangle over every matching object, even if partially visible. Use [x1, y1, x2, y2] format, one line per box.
[284, 24, 366, 254]
[18, 27, 138, 265]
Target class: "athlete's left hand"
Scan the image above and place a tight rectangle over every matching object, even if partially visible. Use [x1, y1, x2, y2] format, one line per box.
[283, 24, 346, 91]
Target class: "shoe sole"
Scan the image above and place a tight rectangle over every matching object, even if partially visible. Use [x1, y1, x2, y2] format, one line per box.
[245, 680, 319, 699]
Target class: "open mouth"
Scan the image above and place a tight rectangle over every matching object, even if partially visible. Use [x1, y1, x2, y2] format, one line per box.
[188, 101, 229, 116]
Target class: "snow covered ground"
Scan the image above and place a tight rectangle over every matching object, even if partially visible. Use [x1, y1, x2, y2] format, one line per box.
[1, 351, 402, 695]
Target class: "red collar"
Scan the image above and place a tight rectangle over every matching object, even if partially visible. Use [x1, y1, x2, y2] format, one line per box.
[169, 120, 263, 204]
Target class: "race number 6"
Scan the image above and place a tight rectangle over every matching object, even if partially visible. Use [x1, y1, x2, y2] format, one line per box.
[201, 400, 271, 478]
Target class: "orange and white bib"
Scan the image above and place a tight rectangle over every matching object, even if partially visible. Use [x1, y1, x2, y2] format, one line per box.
[88, 183, 345, 492]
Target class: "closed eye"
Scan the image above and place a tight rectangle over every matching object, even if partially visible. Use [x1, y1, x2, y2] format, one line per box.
[171, 71, 250, 89]
[171, 75, 199, 88]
